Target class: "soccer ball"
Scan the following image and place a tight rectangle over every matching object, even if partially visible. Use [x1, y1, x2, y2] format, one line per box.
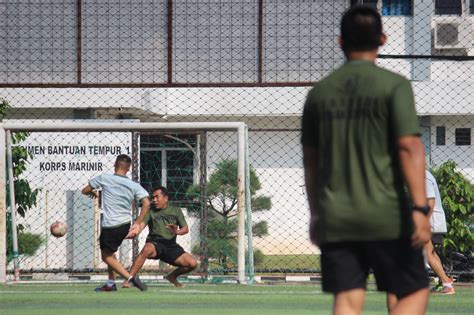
[50, 221, 67, 238]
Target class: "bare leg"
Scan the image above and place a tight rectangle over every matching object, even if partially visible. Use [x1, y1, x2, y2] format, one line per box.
[333, 288, 365, 315]
[425, 241, 451, 284]
[129, 243, 157, 276]
[390, 288, 429, 315]
[165, 253, 198, 287]
[386, 293, 398, 314]
[107, 264, 115, 281]
[101, 250, 131, 280]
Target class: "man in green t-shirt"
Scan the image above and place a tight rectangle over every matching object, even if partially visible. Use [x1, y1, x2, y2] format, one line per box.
[301, 5, 431, 315]
[126, 186, 197, 288]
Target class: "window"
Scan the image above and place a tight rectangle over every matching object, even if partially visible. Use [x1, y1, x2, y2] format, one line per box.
[382, 0, 412, 16]
[436, 126, 446, 146]
[455, 128, 471, 145]
[351, 0, 378, 9]
[435, 0, 462, 15]
[351, 1, 412, 16]
[140, 134, 197, 206]
[470, 0, 474, 14]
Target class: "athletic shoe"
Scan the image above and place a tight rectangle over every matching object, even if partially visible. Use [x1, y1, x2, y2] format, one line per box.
[95, 283, 117, 292]
[430, 283, 443, 293]
[438, 286, 455, 295]
[130, 276, 148, 291]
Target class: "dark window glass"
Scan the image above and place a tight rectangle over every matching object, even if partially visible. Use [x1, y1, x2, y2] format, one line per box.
[382, 0, 412, 16]
[455, 128, 471, 146]
[436, 126, 446, 146]
[435, 0, 462, 15]
[351, 0, 378, 9]
[167, 150, 194, 203]
[140, 134, 197, 206]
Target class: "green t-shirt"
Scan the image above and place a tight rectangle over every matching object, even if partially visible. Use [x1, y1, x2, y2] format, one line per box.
[143, 205, 188, 241]
[301, 60, 420, 243]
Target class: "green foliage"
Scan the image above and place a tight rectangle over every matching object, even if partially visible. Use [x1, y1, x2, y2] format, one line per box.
[188, 159, 271, 271]
[17, 232, 44, 257]
[250, 248, 265, 266]
[2, 99, 42, 261]
[430, 160, 474, 255]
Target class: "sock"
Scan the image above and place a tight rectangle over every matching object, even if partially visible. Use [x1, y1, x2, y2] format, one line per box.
[128, 276, 133, 281]
[106, 279, 115, 287]
[443, 281, 453, 288]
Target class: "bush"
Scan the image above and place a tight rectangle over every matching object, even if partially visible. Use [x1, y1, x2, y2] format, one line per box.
[431, 161, 474, 256]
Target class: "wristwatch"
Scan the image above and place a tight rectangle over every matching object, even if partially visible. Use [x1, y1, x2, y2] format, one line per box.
[412, 204, 430, 216]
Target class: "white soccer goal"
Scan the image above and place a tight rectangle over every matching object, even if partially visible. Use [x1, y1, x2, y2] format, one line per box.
[0, 121, 253, 284]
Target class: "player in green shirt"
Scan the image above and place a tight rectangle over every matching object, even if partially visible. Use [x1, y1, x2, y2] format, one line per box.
[126, 186, 197, 288]
[302, 5, 431, 315]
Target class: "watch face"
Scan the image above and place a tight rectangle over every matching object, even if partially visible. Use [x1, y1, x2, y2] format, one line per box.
[414, 205, 429, 215]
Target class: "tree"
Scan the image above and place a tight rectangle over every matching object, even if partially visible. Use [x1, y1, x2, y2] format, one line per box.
[188, 159, 271, 271]
[430, 160, 474, 264]
[1, 99, 42, 263]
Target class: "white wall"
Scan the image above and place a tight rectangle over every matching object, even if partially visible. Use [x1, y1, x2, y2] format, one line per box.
[207, 130, 316, 255]
[429, 115, 474, 181]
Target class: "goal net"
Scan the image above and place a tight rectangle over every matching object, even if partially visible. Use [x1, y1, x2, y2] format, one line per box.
[0, 121, 251, 284]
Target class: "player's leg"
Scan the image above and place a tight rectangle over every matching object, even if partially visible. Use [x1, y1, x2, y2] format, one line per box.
[333, 289, 365, 315]
[320, 242, 369, 315]
[96, 223, 133, 291]
[122, 242, 158, 290]
[371, 238, 429, 314]
[101, 249, 132, 280]
[166, 252, 197, 287]
[389, 288, 429, 315]
[425, 237, 454, 294]
[130, 242, 158, 277]
[386, 293, 398, 313]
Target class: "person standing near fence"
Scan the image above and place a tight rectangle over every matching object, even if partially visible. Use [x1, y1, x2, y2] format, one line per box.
[124, 186, 197, 289]
[425, 170, 454, 294]
[302, 5, 431, 315]
[82, 154, 150, 292]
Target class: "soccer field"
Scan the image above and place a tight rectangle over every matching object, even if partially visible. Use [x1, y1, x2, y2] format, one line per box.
[0, 283, 473, 315]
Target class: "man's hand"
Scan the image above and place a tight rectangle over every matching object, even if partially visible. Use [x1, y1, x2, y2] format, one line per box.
[309, 216, 321, 247]
[86, 191, 99, 199]
[411, 211, 431, 248]
[165, 224, 179, 235]
[125, 223, 140, 239]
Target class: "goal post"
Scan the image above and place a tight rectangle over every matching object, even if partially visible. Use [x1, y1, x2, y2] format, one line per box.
[0, 121, 252, 284]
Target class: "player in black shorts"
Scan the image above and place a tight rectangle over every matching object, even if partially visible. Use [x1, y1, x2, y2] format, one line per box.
[302, 5, 431, 315]
[126, 186, 197, 287]
[82, 154, 150, 292]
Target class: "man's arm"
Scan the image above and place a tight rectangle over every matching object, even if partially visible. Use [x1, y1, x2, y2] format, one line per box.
[126, 198, 150, 238]
[134, 197, 150, 225]
[427, 198, 435, 219]
[126, 221, 147, 239]
[303, 146, 320, 245]
[397, 136, 431, 247]
[165, 224, 189, 236]
[81, 185, 98, 199]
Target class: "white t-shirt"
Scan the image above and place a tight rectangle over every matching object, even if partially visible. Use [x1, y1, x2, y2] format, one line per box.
[426, 170, 447, 234]
[89, 173, 149, 228]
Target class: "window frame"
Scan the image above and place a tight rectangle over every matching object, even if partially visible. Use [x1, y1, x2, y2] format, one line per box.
[455, 128, 471, 146]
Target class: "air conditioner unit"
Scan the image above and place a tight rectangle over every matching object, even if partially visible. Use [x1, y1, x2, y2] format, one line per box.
[433, 17, 472, 49]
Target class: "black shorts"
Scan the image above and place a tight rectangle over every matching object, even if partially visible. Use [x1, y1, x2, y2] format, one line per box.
[146, 238, 185, 265]
[320, 238, 429, 298]
[431, 233, 444, 245]
[99, 222, 130, 253]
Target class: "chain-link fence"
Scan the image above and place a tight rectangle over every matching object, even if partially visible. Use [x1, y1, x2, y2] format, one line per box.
[1, 1, 474, 279]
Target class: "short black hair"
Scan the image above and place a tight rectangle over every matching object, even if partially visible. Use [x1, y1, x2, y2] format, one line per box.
[115, 154, 131, 165]
[153, 185, 168, 197]
[341, 5, 383, 52]
[115, 154, 131, 170]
